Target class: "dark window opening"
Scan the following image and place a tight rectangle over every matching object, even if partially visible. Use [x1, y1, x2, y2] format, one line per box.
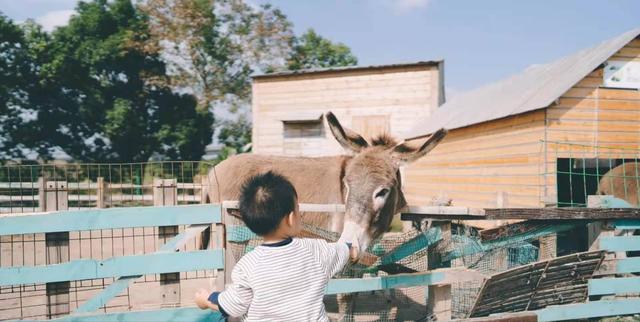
[283, 120, 324, 138]
[556, 157, 638, 255]
[556, 158, 630, 208]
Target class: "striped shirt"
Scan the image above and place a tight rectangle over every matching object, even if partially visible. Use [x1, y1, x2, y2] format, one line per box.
[217, 238, 350, 321]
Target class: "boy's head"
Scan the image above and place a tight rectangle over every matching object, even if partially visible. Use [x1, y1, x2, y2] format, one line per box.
[239, 171, 299, 236]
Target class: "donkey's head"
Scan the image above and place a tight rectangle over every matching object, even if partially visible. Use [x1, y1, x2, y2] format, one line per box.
[326, 112, 447, 258]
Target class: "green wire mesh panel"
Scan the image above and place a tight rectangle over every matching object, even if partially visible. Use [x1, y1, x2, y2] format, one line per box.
[0, 161, 215, 213]
[547, 141, 640, 208]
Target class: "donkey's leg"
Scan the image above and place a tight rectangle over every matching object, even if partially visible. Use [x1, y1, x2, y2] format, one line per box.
[337, 293, 354, 322]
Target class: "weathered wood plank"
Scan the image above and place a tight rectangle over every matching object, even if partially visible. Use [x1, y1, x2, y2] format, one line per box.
[469, 251, 604, 318]
[451, 312, 538, 322]
[484, 208, 640, 220]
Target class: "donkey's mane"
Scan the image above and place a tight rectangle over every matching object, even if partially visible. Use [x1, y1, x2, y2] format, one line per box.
[370, 134, 399, 148]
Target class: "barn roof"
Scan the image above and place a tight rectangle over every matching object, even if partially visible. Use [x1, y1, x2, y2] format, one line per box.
[252, 60, 443, 79]
[404, 28, 640, 140]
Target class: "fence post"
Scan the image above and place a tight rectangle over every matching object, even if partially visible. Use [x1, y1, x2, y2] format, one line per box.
[96, 177, 107, 209]
[538, 234, 557, 260]
[427, 221, 452, 321]
[153, 179, 177, 207]
[153, 179, 181, 306]
[200, 176, 226, 292]
[38, 178, 71, 317]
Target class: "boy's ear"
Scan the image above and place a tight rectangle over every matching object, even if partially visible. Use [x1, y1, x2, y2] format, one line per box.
[286, 211, 295, 227]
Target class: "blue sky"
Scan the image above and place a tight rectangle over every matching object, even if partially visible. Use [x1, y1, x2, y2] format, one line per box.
[2, 0, 640, 96]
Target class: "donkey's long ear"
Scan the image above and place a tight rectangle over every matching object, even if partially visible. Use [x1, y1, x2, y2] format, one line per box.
[326, 112, 369, 153]
[392, 128, 447, 163]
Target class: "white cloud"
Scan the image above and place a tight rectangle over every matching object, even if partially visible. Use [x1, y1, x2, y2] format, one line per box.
[36, 9, 75, 32]
[392, 0, 431, 14]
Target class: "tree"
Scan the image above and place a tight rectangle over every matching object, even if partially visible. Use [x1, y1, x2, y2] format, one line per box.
[140, 0, 293, 112]
[1, 0, 213, 162]
[285, 29, 358, 71]
[0, 14, 31, 158]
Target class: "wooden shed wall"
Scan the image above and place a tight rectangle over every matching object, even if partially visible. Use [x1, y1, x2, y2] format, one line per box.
[252, 65, 441, 156]
[543, 38, 640, 204]
[403, 110, 546, 209]
[404, 39, 640, 210]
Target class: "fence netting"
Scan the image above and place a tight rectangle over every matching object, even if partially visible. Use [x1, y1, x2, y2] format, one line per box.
[226, 212, 545, 321]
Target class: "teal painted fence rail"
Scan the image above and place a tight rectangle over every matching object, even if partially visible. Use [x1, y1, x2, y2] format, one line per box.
[600, 236, 640, 251]
[18, 307, 222, 322]
[0, 249, 224, 286]
[326, 271, 445, 294]
[0, 204, 221, 235]
[589, 276, 640, 296]
[0, 203, 225, 322]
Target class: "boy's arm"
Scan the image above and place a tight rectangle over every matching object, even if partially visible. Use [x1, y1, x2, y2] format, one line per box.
[217, 262, 253, 317]
[314, 239, 352, 278]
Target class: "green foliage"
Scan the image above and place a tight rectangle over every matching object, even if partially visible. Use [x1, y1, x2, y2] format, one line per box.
[285, 29, 358, 71]
[0, 2, 358, 163]
[0, 0, 213, 162]
[217, 114, 251, 153]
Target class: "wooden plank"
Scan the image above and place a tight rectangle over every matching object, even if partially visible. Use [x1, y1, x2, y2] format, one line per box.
[326, 268, 482, 294]
[222, 200, 346, 213]
[469, 251, 604, 318]
[599, 236, 640, 252]
[588, 276, 640, 296]
[0, 249, 224, 286]
[484, 208, 640, 220]
[19, 307, 221, 322]
[0, 204, 221, 235]
[616, 257, 640, 274]
[451, 312, 538, 322]
[613, 219, 640, 229]
[536, 299, 640, 322]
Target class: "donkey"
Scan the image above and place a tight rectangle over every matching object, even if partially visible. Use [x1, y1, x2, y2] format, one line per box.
[204, 112, 447, 259]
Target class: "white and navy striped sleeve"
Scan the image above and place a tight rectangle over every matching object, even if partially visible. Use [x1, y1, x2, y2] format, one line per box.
[217, 261, 253, 317]
[310, 239, 350, 278]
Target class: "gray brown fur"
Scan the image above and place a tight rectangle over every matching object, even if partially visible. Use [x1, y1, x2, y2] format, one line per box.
[597, 162, 640, 206]
[204, 112, 447, 254]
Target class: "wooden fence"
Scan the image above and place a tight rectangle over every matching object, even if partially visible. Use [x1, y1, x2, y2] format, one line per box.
[1, 197, 639, 321]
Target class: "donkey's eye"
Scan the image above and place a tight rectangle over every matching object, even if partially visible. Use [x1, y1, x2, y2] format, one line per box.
[375, 188, 389, 199]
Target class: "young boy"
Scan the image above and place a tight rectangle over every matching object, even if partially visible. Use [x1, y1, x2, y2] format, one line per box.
[195, 171, 358, 321]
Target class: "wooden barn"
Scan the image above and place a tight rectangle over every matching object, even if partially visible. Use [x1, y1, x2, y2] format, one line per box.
[403, 28, 640, 212]
[251, 61, 445, 156]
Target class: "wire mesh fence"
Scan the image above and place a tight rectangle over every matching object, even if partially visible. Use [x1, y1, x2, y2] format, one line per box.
[0, 161, 219, 321]
[225, 210, 549, 320]
[545, 141, 640, 207]
[0, 161, 215, 214]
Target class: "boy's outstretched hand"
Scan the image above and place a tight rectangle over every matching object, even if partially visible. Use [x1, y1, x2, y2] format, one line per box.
[194, 289, 219, 311]
[348, 244, 359, 262]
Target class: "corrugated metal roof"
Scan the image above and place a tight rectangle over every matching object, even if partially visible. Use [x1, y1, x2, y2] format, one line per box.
[252, 60, 442, 79]
[404, 28, 640, 140]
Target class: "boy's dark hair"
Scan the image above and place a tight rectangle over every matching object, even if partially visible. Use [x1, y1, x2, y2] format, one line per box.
[239, 171, 298, 236]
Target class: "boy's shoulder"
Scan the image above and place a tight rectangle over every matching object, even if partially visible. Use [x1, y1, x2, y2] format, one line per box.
[294, 237, 329, 248]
